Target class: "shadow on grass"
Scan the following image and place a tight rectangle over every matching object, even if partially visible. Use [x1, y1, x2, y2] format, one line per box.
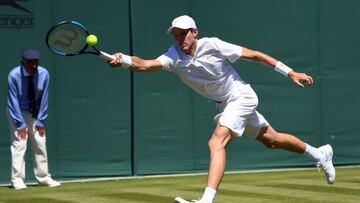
[98, 191, 171, 202]
[220, 188, 340, 203]
[2, 197, 76, 203]
[261, 183, 360, 196]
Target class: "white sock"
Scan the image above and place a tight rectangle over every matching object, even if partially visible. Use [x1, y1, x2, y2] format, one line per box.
[304, 143, 323, 161]
[200, 187, 216, 203]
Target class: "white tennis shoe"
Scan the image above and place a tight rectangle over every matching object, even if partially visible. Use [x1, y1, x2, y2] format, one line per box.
[12, 180, 27, 190]
[174, 197, 202, 203]
[38, 178, 61, 188]
[316, 144, 336, 184]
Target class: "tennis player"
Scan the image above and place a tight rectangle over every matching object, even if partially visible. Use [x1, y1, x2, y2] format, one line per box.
[108, 15, 335, 203]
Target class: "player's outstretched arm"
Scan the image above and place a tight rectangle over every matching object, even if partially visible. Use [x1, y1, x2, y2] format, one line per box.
[240, 47, 313, 88]
[108, 53, 162, 73]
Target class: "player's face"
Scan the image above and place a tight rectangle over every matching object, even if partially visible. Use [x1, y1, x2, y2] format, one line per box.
[171, 28, 198, 55]
[22, 59, 39, 76]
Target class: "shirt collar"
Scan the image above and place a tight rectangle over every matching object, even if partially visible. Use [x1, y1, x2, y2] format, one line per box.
[21, 64, 34, 77]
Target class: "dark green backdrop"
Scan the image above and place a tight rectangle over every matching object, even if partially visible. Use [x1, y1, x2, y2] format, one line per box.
[0, 0, 359, 184]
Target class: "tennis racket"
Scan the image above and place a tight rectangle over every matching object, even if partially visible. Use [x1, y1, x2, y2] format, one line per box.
[45, 20, 115, 60]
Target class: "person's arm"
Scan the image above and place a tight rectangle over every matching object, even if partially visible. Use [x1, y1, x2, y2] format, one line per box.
[240, 47, 313, 88]
[7, 75, 26, 129]
[34, 72, 49, 136]
[7, 74, 28, 139]
[108, 53, 163, 73]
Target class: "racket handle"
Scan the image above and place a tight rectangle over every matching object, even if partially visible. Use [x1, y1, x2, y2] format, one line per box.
[99, 51, 116, 60]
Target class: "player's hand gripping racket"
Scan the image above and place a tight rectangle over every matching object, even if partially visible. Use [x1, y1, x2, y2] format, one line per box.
[46, 20, 115, 60]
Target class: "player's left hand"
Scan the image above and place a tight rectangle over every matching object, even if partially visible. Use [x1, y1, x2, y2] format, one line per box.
[288, 71, 313, 88]
[35, 126, 46, 137]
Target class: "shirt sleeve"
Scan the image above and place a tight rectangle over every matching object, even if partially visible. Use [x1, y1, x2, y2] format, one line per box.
[34, 70, 49, 127]
[156, 45, 178, 72]
[211, 37, 243, 63]
[7, 74, 26, 130]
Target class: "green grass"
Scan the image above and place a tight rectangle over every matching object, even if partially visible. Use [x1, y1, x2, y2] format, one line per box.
[0, 167, 359, 203]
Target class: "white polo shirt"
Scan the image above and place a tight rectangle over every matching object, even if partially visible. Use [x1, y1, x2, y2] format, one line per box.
[157, 37, 247, 102]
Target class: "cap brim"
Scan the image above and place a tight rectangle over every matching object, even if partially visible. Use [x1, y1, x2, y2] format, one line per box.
[166, 26, 174, 34]
[22, 56, 40, 60]
[167, 26, 196, 34]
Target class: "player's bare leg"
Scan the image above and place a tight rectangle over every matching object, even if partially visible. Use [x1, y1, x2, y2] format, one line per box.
[207, 123, 235, 190]
[255, 125, 306, 153]
[175, 123, 234, 203]
[256, 125, 335, 184]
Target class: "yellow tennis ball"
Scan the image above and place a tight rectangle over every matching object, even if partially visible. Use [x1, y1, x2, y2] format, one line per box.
[86, 34, 98, 46]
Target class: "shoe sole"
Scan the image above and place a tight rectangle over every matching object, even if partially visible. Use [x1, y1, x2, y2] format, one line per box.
[174, 197, 188, 203]
[12, 183, 27, 190]
[13, 187, 27, 190]
[48, 184, 61, 188]
[323, 144, 335, 184]
[325, 144, 333, 158]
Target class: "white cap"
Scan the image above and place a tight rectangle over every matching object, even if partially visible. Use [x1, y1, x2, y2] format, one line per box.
[167, 15, 197, 34]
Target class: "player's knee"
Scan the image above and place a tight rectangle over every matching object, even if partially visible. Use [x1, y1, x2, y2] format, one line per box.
[257, 126, 283, 149]
[208, 132, 230, 152]
[263, 139, 277, 149]
[259, 133, 281, 149]
[208, 138, 219, 151]
[208, 137, 221, 152]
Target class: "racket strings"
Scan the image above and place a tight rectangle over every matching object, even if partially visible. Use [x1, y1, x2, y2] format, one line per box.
[47, 23, 89, 55]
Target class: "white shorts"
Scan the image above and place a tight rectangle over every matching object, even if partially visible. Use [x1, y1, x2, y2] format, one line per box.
[214, 84, 269, 138]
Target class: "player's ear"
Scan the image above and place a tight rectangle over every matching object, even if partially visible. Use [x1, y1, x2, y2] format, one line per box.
[191, 28, 199, 38]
